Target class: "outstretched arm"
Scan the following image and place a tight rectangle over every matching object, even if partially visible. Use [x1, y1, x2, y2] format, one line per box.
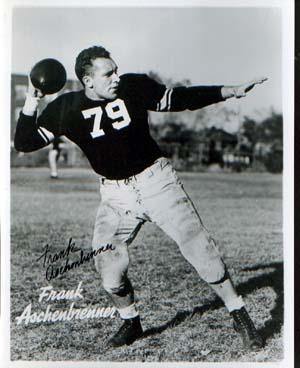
[14, 79, 55, 152]
[154, 77, 268, 112]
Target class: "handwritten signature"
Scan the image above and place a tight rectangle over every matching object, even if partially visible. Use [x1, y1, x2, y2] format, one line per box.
[36, 238, 115, 281]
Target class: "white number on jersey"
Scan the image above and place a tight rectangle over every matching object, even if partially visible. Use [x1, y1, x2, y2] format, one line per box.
[82, 106, 104, 138]
[82, 99, 131, 138]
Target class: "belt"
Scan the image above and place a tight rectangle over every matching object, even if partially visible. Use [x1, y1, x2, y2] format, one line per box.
[100, 157, 167, 185]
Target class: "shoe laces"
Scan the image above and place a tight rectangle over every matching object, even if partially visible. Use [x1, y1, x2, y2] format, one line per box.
[232, 308, 259, 338]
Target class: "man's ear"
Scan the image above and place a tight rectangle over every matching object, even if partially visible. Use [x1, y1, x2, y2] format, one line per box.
[82, 75, 93, 88]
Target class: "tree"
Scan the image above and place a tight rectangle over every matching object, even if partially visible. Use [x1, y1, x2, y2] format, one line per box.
[242, 111, 282, 144]
[240, 117, 258, 145]
[240, 111, 283, 173]
[257, 111, 283, 143]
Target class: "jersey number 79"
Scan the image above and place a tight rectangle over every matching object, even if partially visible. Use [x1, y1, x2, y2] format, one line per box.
[81, 99, 131, 138]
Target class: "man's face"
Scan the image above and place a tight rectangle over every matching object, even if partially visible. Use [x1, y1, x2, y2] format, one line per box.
[84, 58, 120, 100]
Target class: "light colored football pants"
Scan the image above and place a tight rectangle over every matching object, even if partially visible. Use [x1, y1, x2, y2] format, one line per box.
[92, 158, 226, 295]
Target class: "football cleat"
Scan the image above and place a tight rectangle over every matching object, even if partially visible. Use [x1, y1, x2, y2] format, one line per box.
[230, 307, 264, 351]
[107, 316, 143, 347]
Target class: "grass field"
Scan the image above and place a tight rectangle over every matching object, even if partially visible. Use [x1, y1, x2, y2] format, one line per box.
[10, 167, 283, 362]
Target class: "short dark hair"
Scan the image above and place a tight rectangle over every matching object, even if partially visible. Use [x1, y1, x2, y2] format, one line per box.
[75, 46, 111, 85]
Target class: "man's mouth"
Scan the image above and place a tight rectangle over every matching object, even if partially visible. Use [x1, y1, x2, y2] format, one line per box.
[111, 85, 119, 93]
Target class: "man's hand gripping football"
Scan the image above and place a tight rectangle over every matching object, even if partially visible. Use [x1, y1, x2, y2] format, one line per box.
[22, 77, 44, 116]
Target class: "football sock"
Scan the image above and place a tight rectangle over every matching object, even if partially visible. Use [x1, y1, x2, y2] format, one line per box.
[209, 278, 245, 313]
[49, 150, 58, 177]
[117, 303, 139, 319]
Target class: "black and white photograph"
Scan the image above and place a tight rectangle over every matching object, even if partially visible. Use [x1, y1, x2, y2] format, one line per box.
[0, 0, 294, 367]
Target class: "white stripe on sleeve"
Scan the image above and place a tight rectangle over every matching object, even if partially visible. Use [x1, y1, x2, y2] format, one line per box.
[156, 88, 173, 112]
[38, 127, 55, 143]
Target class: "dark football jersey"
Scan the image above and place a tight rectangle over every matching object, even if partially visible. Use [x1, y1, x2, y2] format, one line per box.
[37, 74, 167, 179]
[15, 73, 224, 179]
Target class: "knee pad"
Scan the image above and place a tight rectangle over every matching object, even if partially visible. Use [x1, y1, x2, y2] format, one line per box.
[102, 279, 129, 296]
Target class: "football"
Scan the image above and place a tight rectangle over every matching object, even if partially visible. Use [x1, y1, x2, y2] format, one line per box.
[30, 58, 67, 95]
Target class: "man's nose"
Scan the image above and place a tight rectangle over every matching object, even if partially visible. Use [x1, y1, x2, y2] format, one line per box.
[112, 73, 120, 84]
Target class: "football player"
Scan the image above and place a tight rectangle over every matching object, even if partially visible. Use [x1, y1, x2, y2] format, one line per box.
[48, 136, 64, 179]
[14, 45, 267, 351]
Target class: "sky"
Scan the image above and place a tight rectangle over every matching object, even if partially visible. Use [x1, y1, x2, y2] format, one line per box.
[11, 6, 282, 120]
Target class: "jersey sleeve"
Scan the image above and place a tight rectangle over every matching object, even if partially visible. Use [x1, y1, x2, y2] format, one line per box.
[120, 73, 225, 112]
[168, 85, 225, 111]
[14, 112, 50, 152]
[127, 74, 225, 112]
[14, 95, 67, 152]
[37, 94, 67, 138]
[152, 84, 225, 112]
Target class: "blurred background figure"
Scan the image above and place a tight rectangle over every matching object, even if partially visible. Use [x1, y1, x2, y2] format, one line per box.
[48, 137, 65, 179]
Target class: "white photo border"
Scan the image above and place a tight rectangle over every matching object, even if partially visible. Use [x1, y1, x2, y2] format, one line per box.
[0, 0, 294, 367]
